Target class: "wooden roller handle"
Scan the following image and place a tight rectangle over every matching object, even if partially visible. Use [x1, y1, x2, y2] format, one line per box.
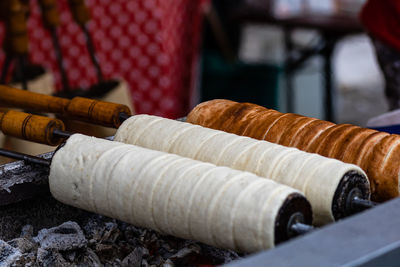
[38, 0, 60, 28]
[0, 110, 65, 145]
[68, 0, 90, 26]
[0, 86, 132, 128]
[4, 0, 29, 54]
[66, 97, 132, 128]
[0, 85, 69, 114]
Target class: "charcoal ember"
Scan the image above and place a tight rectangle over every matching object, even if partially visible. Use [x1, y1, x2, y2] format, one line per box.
[168, 244, 203, 266]
[159, 236, 188, 250]
[83, 218, 127, 263]
[170, 243, 201, 259]
[112, 258, 122, 266]
[94, 243, 115, 261]
[61, 250, 76, 262]
[142, 231, 169, 256]
[8, 237, 37, 253]
[162, 259, 174, 267]
[121, 247, 149, 267]
[83, 217, 120, 243]
[0, 240, 22, 266]
[123, 225, 145, 247]
[79, 248, 102, 266]
[156, 244, 174, 259]
[141, 259, 150, 267]
[101, 222, 121, 243]
[20, 224, 34, 239]
[1, 207, 239, 266]
[115, 240, 135, 257]
[83, 215, 105, 242]
[168, 242, 239, 266]
[36, 248, 69, 266]
[15, 251, 36, 266]
[33, 221, 87, 251]
[198, 243, 240, 264]
[147, 254, 163, 265]
[124, 225, 143, 239]
[101, 258, 122, 267]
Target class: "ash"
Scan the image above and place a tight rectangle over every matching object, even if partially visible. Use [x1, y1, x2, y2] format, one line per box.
[0, 214, 240, 266]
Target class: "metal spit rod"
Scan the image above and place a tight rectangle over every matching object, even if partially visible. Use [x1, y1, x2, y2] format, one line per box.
[52, 112, 129, 139]
[0, 148, 51, 167]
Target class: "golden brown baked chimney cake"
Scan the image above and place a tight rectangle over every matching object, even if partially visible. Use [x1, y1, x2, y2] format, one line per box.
[187, 99, 400, 202]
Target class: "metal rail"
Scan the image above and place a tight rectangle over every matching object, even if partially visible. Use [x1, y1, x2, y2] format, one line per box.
[224, 198, 400, 267]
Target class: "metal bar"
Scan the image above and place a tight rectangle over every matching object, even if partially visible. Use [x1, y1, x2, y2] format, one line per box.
[224, 198, 400, 267]
[119, 114, 186, 124]
[50, 27, 71, 91]
[283, 27, 294, 113]
[0, 53, 12, 84]
[352, 196, 377, 209]
[118, 112, 131, 123]
[52, 129, 73, 139]
[0, 149, 50, 167]
[0, 152, 52, 206]
[322, 35, 336, 122]
[16, 55, 28, 90]
[285, 40, 326, 72]
[347, 187, 377, 212]
[290, 223, 314, 236]
[82, 25, 103, 82]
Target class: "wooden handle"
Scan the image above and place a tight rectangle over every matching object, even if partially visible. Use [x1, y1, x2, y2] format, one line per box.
[0, 86, 132, 128]
[38, 0, 60, 28]
[68, 0, 90, 26]
[66, 97, 132, 128]
[0, 110, 65, 145]
[0, 85, 69, 114]
[4, 0, 29, 54]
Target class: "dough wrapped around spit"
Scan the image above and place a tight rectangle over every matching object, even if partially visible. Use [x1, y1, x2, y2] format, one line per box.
[114, 115, 370, 225]
[186, 99, 400, 202]
[49, 134, 312, 253]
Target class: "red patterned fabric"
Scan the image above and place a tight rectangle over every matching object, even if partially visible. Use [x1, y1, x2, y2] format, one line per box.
[0, 0, 208, 118]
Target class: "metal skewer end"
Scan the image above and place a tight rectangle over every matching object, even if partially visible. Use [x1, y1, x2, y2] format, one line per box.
[351, 196, 377, 209]
[118, 112, 131, 123]
[347, 188, 377, 212]
[0, 148, 51, 167]
[287, 212, 314, 237]
[52, 129, 73, 139]
[290, 222, 314, 236]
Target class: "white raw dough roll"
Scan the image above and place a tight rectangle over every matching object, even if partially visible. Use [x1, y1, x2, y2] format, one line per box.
[49, 134, 306, 253]
[114, 115, 369, 225]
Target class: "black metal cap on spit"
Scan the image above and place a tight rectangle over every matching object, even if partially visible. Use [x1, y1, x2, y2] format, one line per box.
[331, 170, 374, 220]
[275, 193, 314, 244]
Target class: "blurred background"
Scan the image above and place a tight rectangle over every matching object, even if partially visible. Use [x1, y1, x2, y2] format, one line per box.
[201, 0, 384, 126]
[0, 0, 386, 128]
